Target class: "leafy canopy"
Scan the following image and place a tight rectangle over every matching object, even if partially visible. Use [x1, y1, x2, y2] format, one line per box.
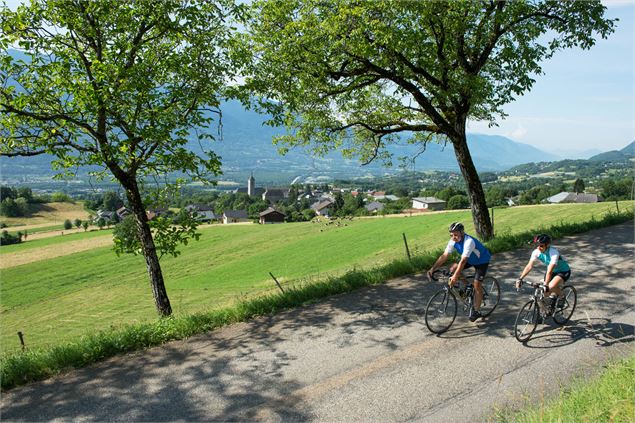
[1, 0, 249, 184]
[247, 1, 615, 163]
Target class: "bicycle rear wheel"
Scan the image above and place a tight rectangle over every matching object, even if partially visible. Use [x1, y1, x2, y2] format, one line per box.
[425, 289, 457, 334]
[553, 285, 577, 325]
[478, 276, 500, 317]
[514, 300, 539, 342]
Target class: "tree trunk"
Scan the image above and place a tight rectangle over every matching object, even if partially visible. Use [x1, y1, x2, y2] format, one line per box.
[450, 125, 494, 241]
[124, 180, 173, 316]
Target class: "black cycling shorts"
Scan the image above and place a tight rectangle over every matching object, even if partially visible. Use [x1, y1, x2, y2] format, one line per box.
[547, 270, 571, 283]
[464, 262, 489, 281]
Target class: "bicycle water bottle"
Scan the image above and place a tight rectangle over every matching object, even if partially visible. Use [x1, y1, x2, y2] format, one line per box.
[465, 285, 473, 298]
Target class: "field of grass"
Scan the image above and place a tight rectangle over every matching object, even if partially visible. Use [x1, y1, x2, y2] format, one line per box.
[496, 352, 635, 422]
[1, 201, 631, 355]
[0, 201, 89, 228]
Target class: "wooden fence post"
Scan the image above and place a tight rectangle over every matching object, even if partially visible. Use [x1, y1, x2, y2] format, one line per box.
[269, 272, 285, 294]
[17, 331, 25, 351]
[402, 233, 411, 262]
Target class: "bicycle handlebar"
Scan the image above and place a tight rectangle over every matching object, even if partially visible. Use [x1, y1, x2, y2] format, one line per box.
[428, 269, 451, 281]
[517, 279, 548, 292]
[429, 268, 477, 282]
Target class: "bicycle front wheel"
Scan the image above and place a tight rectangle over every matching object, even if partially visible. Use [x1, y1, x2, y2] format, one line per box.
[425, 289, 457, 334]
[553, 285, 577, 325]
[514, 300, 539, 342]
[478, 276, 501, 317]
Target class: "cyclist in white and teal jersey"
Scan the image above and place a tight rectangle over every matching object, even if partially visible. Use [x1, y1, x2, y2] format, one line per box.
[515, 234, 571, 311]
[427, 222, 492, 322]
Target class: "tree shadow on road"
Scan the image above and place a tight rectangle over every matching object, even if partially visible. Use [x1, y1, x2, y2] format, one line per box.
[521, 316, 635, 350]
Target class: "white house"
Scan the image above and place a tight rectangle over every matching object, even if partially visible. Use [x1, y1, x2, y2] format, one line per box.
[412, 197, 446, 211]
[222, 210, 249, 224]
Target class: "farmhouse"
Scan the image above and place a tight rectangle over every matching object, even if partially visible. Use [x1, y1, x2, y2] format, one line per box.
[222, 210, 249, 224]
[311, 199, 334, 217]
[365, 201, 384, 213]
[95, 210, 116, 222]
[412, 197, 446, 211]
[116, 206, 131, 220]
[259, 207, 286, 224]
[546, 192, 601, 204]
[146, 207, 168, 221]
[184, 204, 218, 222]
[375, 194, 399, 201]
[262, 188, 289, 203]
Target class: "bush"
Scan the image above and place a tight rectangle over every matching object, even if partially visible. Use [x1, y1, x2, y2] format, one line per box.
[0, 230, 21, 246]
[63, 219, 73, 230]
[447, 194, 470, 209]
[51, 192, 74, 203]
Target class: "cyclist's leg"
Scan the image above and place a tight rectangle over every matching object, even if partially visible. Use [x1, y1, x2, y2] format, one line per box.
[472, 263, 488, 311]
[547, 274, 565, 297]
[449, 262, 469, 287]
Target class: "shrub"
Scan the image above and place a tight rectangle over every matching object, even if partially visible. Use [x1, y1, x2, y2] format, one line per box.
[0, 230, 21, 246]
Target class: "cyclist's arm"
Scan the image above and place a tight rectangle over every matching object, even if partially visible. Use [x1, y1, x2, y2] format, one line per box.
[545, 261, 557, 285]
[429, 252, 449, 274]
[519, 260, 534, 280]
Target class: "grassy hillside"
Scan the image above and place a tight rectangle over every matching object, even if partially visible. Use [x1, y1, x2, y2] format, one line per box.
[1, 201, 90, 228]
[1, 202, 631, 355]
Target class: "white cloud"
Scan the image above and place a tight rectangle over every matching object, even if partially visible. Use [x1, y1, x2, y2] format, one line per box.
[508, 124, 528, 140]
[602, 0, 635, 8]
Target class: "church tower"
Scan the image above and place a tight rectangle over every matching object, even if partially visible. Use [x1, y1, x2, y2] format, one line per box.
[247, 172, 255, 197]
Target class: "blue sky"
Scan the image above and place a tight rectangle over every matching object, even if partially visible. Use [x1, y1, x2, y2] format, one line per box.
[468, 1, 634, 154]
[4, 0, 633, 156]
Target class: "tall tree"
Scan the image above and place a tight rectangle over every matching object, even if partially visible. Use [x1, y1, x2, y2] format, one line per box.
[573, 178, 585, 194]
[247, 0, 614, 239]
[1, 0, 248, 315]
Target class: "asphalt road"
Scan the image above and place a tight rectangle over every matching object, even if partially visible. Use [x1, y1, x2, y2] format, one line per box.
[2, 221, 634, 422]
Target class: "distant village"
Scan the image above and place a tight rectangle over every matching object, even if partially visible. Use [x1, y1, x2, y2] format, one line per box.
[94, 173, 604, 226]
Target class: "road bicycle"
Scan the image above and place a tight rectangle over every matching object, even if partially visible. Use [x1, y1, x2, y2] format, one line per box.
[513, 280, 577, 342]
[424, 268, 501, 334]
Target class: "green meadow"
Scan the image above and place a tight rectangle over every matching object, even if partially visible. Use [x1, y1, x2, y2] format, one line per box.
[1, 202, 631, 355]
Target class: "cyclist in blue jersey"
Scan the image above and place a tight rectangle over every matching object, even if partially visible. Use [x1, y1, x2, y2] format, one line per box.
[427, 222, 492, 322]
[516, 234, 571, 312]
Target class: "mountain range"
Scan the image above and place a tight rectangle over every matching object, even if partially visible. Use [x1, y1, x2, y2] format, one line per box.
[0, 98, 625, 186]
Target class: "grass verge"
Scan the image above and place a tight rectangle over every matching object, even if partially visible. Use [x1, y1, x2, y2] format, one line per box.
[1, 209, 633, 391]
[495, 352, 635, 422]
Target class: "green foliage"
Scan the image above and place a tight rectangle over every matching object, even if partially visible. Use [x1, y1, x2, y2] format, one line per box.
[1, 1, 249, 183]
[50, 192, 73, 203]
[447, 195, 470, 210]
[0, 230, 21, 246]
[248, 1, 614, 155]
[600, 177, 633, 201]
[0, 186, 17, 200]
[436, 187, 466, 201]
[0, 198, 23, 217]
[573, 178, 585, 193]
[113, 214, 201, 259]
[496, 353, 635, 422]
[63, 219, 73, 230]
[101, 192, 123, 212]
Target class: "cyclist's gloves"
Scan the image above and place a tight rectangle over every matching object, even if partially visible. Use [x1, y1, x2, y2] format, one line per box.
[515, 279, 523, 290]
